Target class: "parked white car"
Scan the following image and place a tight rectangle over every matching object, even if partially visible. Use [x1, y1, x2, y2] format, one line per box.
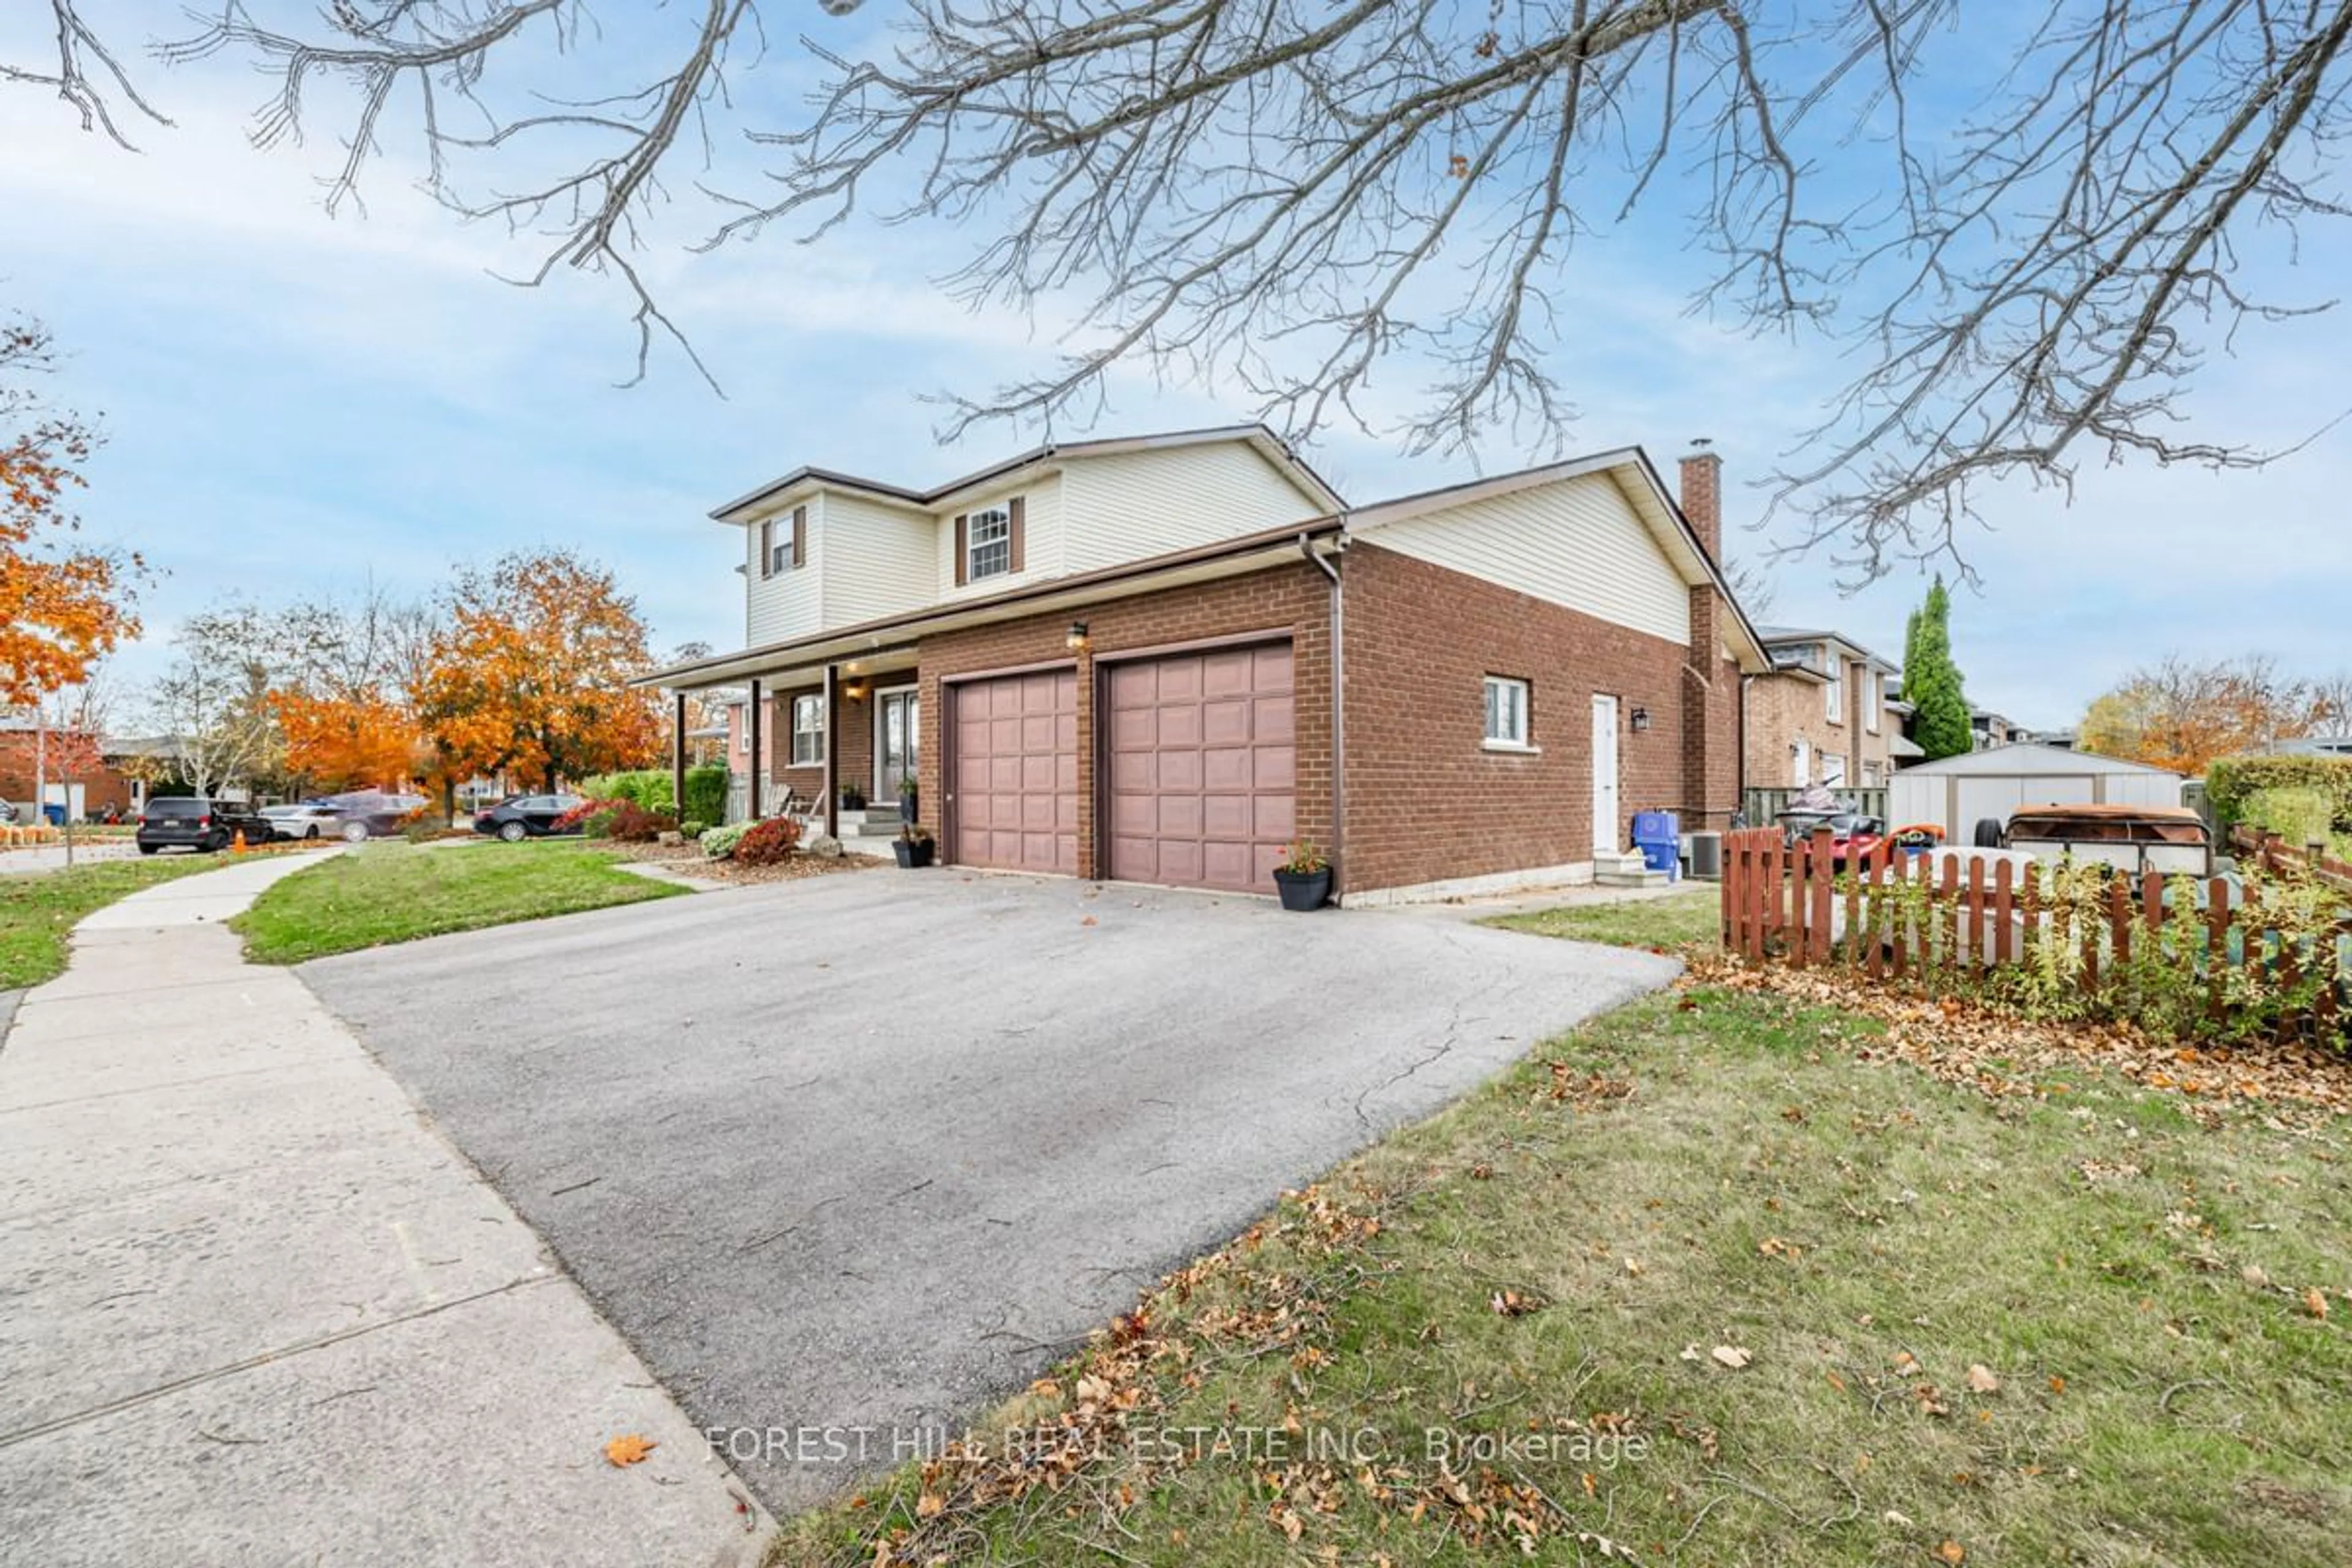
[260, 802, 344, 842]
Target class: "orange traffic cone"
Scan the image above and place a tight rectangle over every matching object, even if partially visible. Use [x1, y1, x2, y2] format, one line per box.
[232, 829, 247, 854]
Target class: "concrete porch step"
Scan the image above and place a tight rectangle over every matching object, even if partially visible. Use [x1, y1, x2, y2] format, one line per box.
[1592, 850, 1674, 889]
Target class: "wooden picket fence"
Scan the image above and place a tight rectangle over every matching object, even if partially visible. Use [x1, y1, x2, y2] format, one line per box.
[2230, 823, 2352, 894]
[1719, 826, 2350, 1036]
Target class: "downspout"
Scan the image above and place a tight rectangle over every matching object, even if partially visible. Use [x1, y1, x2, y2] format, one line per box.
[1300, 532, 1345, 897]
[1737, 672, 1754, 827]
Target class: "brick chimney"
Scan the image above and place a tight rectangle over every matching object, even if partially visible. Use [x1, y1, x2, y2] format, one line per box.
[1676, 440, 1733, 831]
[1677, 441, 1722, 565]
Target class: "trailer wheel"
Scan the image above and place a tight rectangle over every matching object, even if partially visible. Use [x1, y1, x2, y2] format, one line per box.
[1972, 817, 2005, 848]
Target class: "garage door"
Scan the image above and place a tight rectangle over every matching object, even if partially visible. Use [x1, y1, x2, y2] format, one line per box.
[951, 669, 1078, 874]
[1107, 643, 1295, 892]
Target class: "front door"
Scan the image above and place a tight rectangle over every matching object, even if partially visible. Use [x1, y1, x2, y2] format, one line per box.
[875, 688, 919, 801]
[1591, 695, 1620, 854]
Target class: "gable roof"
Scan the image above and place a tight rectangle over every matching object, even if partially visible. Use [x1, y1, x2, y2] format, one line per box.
[1754, 624, 1898, 674]
[649, 445, 1771, 688]
[1338, 448, 1771, 672]
[709, 423, 1346, 522]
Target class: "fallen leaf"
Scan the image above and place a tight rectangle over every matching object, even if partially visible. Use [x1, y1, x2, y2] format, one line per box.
[1966, 1364, 2001, 1394]
[2048, 1376, 2067, 1395]
[603, 1434, 657, 1468]
[2242, 1264, 2271, 1289]
[1936, 1540, 1967, 1565]
[2305, 1287, 2330, 1320]
[1623, 1257, 1645, 1277]
[1080, 915, 1098, 927]
[1490, 1289, 1540, 1317]
[916, 1493, 946, 1518]
[1678, 1344, 1702, 1362]
[1711, 1345, 1752, 1369]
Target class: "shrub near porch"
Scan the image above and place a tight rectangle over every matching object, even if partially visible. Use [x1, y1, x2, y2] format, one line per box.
[774, 982, 2351, 1568]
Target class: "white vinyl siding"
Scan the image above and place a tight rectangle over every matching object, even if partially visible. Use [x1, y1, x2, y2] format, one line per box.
[1058, 443, 1326, 574]
[1364, 472, 1690, 646]
[935, 472, 1064, 601]
[745, 496, 824, 646]
[819, 492, 935, 627]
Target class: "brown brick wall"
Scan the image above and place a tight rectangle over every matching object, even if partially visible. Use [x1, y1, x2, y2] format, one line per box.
[912, 562, 1335, 882]
[1743, 663, 1896, 788]
[1340, 543, 1719, 894]
[0, 734, 135, 818]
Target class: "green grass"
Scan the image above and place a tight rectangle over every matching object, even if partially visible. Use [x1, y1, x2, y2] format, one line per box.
[1485, 886, 1721, 950]
[232, 841, 685, 963]
[775, 988, 2352, 1568]
[0, 856, 225, 989]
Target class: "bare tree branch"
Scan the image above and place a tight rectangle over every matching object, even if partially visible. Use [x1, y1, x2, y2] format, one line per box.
[0, 1, 172, 148]
[20, 0, 2352, 584]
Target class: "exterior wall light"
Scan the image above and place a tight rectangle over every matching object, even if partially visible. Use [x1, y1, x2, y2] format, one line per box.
[1066, 621, 1090, 652]
[1630, 706, 1651, 733]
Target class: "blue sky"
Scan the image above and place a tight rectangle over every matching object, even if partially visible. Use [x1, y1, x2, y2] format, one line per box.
[4, 9, 2348, 732]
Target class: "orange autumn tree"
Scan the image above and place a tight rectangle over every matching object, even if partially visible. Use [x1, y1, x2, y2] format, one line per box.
[2078, 655, 2315, 775]
[0, 317, 140, 705]
[271, 690, 419, 793]
[414, 549, 660, 795]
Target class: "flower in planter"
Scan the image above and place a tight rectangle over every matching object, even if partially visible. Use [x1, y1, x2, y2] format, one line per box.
[1276, 839, 1329, 875]
[898, 822, 935, 846]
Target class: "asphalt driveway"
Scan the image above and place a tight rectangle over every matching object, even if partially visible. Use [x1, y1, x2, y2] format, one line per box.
[301, 870, 1677, 1510]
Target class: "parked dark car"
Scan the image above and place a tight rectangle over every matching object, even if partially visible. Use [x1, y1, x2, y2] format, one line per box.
[309, 790, 429, 843]
[473, 793, 587, 843]
[136, 796, 276, 854]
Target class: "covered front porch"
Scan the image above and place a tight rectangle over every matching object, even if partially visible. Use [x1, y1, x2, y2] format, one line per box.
[661, 646, 922, 858]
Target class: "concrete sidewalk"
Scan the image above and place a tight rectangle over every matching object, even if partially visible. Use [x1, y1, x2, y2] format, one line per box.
[0, 854, 768, 1565]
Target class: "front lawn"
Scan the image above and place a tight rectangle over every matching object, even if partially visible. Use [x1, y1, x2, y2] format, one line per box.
[1486, 886, 1720, 949]
[0, 856, 225, 989]
[233, 842, 685, 963]
[777, 984, 2351, 1567]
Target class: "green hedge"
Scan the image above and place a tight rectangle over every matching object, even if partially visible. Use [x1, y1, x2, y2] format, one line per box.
[2206, 755, 2352, 831]
[576, 765, 728, 822]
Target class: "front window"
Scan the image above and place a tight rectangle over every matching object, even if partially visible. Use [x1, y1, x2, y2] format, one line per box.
[1864, 669, 1879, 733]
[791, 694, 825, 766]
[967, 505, 1012, 581]
[1482, 676, 1531, 748]
[1824, 648, 1844, 723]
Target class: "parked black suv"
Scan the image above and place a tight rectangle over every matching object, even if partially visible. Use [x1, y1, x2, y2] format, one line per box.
[136, 797, 277, 854]
[472, 793, 587, 842]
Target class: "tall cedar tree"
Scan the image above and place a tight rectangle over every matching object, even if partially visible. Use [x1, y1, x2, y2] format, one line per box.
[1903, 579, 1973, 761]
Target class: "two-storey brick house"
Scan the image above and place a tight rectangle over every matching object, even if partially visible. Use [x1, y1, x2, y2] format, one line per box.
[644, 425, 1770, 905]
[1743, 627, 1909, 794]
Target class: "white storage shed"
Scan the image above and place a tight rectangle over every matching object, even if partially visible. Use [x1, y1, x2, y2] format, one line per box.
[1888, 744, 2185, 842]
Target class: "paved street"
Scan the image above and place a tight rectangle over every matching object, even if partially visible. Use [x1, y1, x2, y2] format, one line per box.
[301, 870, 1679, 1510]
[0, 857, 767, 1567]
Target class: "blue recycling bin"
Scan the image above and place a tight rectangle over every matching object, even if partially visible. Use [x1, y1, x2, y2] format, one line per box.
[41, 803, 65, 828]
[1630, 809, 1680, 881]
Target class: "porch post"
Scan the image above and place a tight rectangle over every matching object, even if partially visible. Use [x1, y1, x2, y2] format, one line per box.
[823, 663, 840, 842]
[671, 691, 688, 824]
[747, 678, 764, 818]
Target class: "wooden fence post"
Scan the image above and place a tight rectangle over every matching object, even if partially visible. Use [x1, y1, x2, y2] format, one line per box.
[1992, 859, 2015, 968]
[1810, 828, 1835, 965]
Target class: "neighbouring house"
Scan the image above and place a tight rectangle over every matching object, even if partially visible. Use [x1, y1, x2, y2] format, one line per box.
[2265, 734, 2352, 758]
[641, 424, 1772, 905]
[1743, 627, 1908, 796]
[1971, 708, 2027, 750]
[0, 720, 165, 820]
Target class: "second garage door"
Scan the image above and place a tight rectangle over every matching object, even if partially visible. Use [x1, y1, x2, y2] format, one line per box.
[951, 669, 1078, 874]
[1107, 643, 1296, 892]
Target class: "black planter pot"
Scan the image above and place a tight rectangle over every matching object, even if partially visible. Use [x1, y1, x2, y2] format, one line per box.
[894, 839, 936, 869]
[1272, 867, 1332, 911]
